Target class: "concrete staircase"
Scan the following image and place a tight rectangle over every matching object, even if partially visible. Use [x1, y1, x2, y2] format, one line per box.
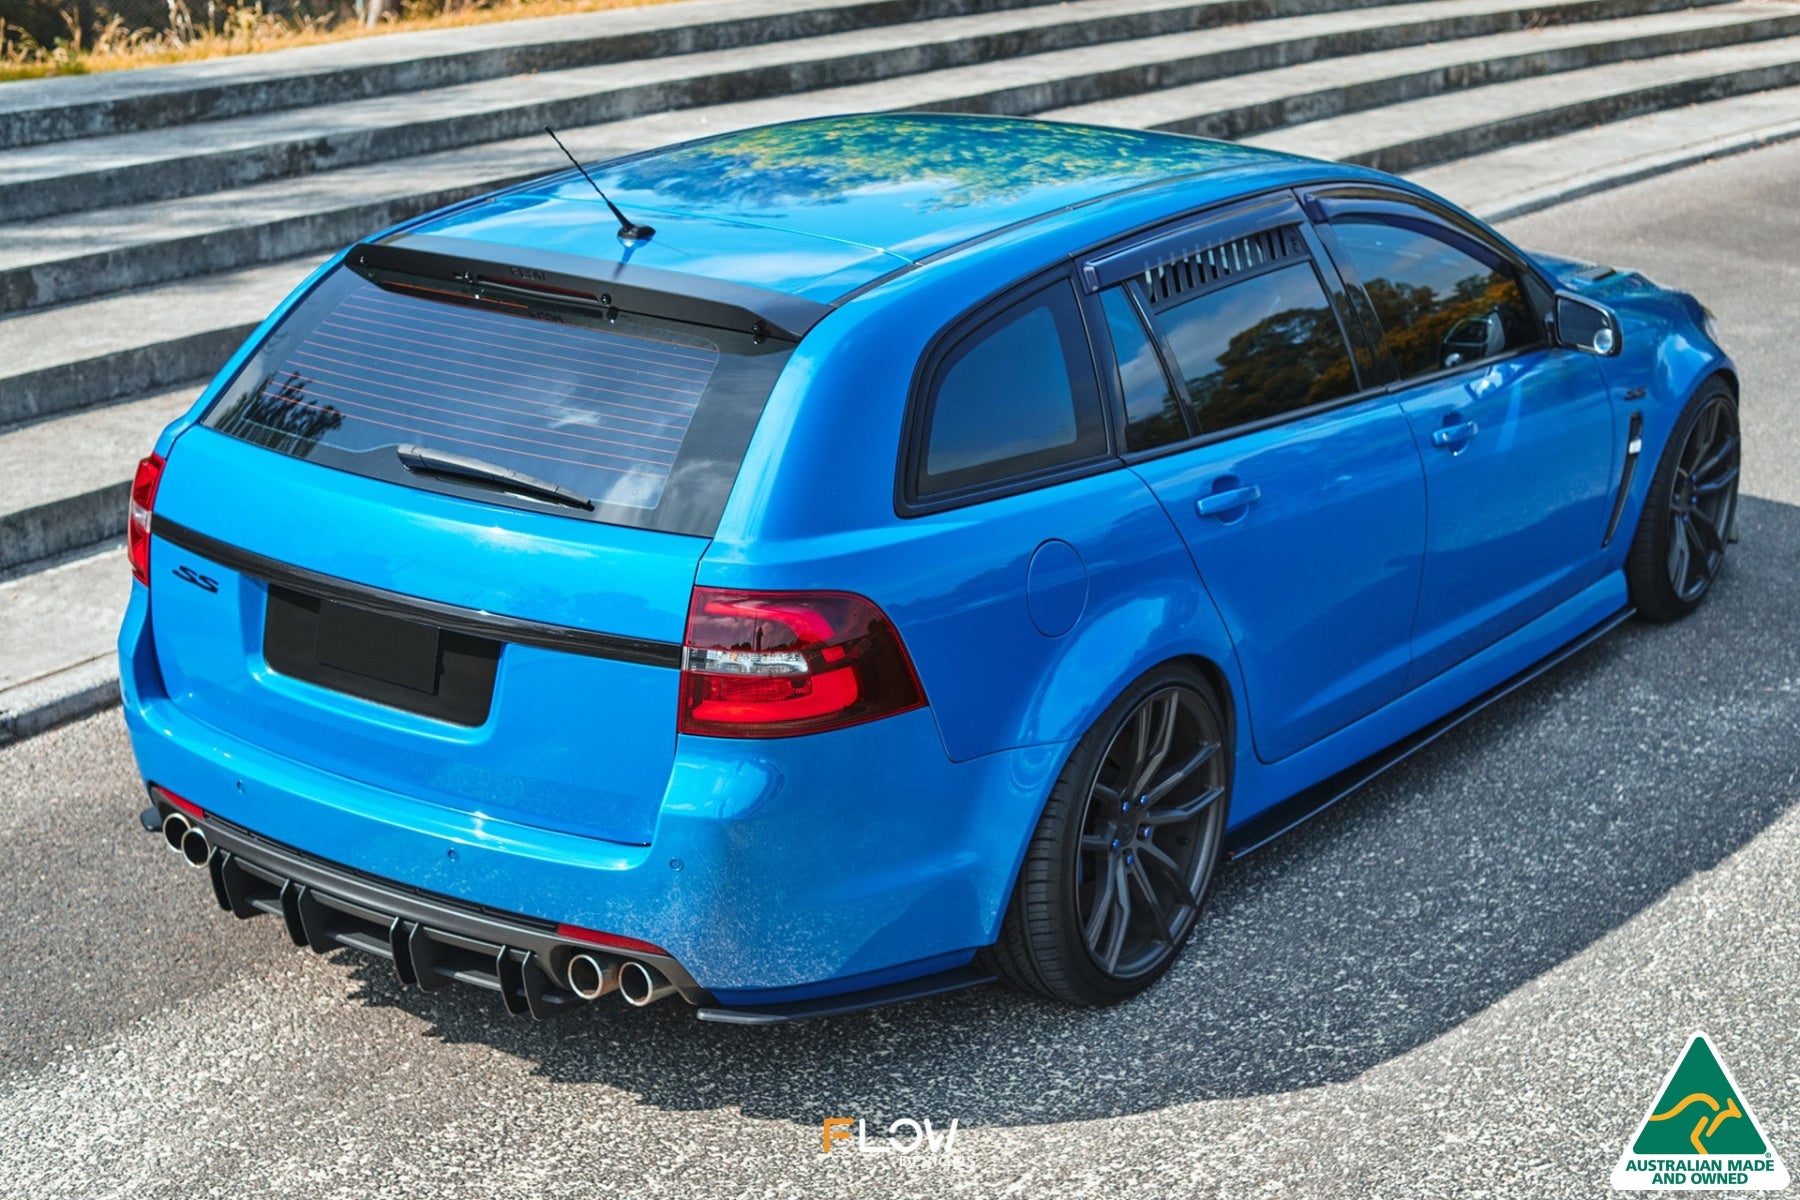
[6, 0, 1800, 740]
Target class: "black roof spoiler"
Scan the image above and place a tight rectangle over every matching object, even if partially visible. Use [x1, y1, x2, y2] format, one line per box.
[356, 233, 831, 342]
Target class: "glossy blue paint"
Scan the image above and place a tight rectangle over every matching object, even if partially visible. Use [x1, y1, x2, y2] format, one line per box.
[122, 114, 1734, 1006]
[1396, 348, 1616, 684]
[1130, 393, 1426, 764]
[1025, 540, 1088, 638]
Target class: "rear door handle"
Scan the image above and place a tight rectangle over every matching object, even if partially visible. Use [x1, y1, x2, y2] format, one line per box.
[1195, 484, 1262, 518]
[1430, 419, 1479, 450]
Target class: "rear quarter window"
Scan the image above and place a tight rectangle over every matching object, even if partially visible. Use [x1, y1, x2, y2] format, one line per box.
[914, 280, 1107, 500]
[201, 265, 794, 537]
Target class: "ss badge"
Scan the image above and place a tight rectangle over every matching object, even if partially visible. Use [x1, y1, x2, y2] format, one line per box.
[171, 564, 220, 594]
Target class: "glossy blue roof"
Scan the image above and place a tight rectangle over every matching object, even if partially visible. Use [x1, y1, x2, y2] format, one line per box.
[401, 114, 1303, 303]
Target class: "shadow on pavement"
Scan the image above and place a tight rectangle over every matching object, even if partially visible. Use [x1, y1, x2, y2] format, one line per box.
[341, 494, 1800, 1128]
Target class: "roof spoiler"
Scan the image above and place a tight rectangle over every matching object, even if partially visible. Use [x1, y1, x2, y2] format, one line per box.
[353, 233, 830, 342]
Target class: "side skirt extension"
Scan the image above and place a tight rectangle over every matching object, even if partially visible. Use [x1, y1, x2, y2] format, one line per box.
[1224, 606, 1634, 859]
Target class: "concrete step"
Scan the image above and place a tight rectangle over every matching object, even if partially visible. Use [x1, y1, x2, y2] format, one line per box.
[0, 0, 1056, 150]
[1248, 32, 1800, 171]
[0, 258, 319, 430]
[1040, 2, 1800, 139]
[0, 546, 127, 746]
[0, 0, 1402, 222]
[0, 388, 196, 576]
[1420, 81, 1800, 219]
[0, 0, 1754, 315]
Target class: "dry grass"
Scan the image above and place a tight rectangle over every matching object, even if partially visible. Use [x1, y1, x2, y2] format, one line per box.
[0, 0, 681, 83]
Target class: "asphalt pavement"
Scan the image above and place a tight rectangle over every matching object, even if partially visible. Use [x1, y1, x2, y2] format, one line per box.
[1, 145, 1798, 1199]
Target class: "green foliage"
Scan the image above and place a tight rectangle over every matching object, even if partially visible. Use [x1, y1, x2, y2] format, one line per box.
[602, 114, 1264, 211]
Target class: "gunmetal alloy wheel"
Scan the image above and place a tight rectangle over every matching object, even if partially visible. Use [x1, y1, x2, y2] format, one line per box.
[1666, 393, 1739, 603]
[1628, 382, 1740, 622]
[987, 666, 1230, 1005]
[1076, 687, 1225, 979]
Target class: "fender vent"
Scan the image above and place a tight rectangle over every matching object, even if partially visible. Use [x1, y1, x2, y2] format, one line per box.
[1142, 225, 1306, 308]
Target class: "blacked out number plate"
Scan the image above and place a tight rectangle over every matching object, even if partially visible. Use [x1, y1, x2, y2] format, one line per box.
[315, 598, 441, 694]
[264, 585, 501, 726]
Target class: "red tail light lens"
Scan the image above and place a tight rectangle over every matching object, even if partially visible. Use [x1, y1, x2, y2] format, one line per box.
[555, 923, 669, 957]
[678, 587, 925, 738]
[149, 784, 204, 820]
[127, 453, 166, 586]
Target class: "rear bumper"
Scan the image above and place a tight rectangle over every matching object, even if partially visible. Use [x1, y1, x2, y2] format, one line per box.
[149, 791, 706, 1015]
[119, 585, 1066, 1003]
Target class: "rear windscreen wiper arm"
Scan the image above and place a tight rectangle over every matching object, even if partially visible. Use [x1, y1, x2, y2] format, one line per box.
[396, 445, 595, 512]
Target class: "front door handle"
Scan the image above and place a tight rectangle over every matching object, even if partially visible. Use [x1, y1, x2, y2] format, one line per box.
[1431, 419, 1479, 451]
[1195, 484, 1262, 518]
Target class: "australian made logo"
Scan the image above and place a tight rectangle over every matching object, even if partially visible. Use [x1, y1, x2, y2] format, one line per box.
[1612, 1032, 1788, 1190]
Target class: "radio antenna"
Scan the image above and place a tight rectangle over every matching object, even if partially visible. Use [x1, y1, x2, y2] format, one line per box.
[544, 127, 655, 243]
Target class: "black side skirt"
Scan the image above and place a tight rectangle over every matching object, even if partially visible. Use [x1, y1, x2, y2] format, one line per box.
[1224, 606, 1634, 859]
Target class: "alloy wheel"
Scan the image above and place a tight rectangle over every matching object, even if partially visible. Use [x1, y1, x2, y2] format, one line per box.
[1667, 394, 1740, 602]
[1074, 687, 1226, 980]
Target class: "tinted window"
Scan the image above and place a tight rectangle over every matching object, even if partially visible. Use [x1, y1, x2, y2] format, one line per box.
[202, 267, 792, 537]
[1101, 287, 1186, 451]
[1331, 218, 1543, 380]
[1151, 260, 1356, 436]
[919, 282, 1106, 496]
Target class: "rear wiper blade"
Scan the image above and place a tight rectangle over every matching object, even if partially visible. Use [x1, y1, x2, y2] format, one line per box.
[396, 445, 595, 512]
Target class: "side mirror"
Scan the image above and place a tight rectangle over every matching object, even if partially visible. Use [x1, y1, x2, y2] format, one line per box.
[1555, 294, 1621, 356]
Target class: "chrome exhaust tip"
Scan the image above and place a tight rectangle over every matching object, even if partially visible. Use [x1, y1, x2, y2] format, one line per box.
[179, 825, 211, 869]
[566, 953, 618, 1001]
[618, 960, 676, 1007]
[161, 811, 191, 853]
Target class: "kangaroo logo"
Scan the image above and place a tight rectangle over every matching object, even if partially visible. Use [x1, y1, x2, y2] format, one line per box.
[1647, 1091, 1745, 1156]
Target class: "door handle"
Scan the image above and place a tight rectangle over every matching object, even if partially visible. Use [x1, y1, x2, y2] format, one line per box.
[1430, 419, 1479, 450]
[1195, 484, 1262, 518]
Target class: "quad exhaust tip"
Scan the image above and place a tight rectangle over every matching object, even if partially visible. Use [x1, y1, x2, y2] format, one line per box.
[618, 960, 677, 1007]
[566, 953, 619, 1001]
[179, 825, 211, 869]
[161, 811, 190, 854]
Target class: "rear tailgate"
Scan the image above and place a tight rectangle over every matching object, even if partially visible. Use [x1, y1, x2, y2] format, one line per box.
[149, 427, 700, 846]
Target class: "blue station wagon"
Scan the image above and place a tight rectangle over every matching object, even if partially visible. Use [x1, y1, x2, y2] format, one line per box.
[121, 114, 1739, 1020]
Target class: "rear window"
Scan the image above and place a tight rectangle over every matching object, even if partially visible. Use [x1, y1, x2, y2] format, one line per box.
[915, 280, 1106, 499]
[201, 265, 794, 537]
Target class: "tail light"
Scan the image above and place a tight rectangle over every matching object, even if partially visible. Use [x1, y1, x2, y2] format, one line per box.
[127, 453, 166, 586]
[149, 783, 204, 821]
[556, 923, 669, 957]
[678, 587, 925, 738]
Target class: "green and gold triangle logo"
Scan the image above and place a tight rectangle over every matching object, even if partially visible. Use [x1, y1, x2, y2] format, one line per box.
[1613, 1032, 1788, 1191]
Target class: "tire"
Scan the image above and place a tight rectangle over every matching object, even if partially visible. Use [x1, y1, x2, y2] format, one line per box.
[1626, 380, 1740, 623]
[986, 663, 1230, 1005]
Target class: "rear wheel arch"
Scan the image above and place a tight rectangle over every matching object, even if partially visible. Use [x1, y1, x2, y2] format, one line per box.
[985, 657, 1234, 1004]
[987, 650, 1239, 935]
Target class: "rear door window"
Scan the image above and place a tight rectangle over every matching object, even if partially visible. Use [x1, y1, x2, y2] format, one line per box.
[1147, 259, 1358, 437]
[201, 265, 793, 537]
[915, 280, 1107, 499]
